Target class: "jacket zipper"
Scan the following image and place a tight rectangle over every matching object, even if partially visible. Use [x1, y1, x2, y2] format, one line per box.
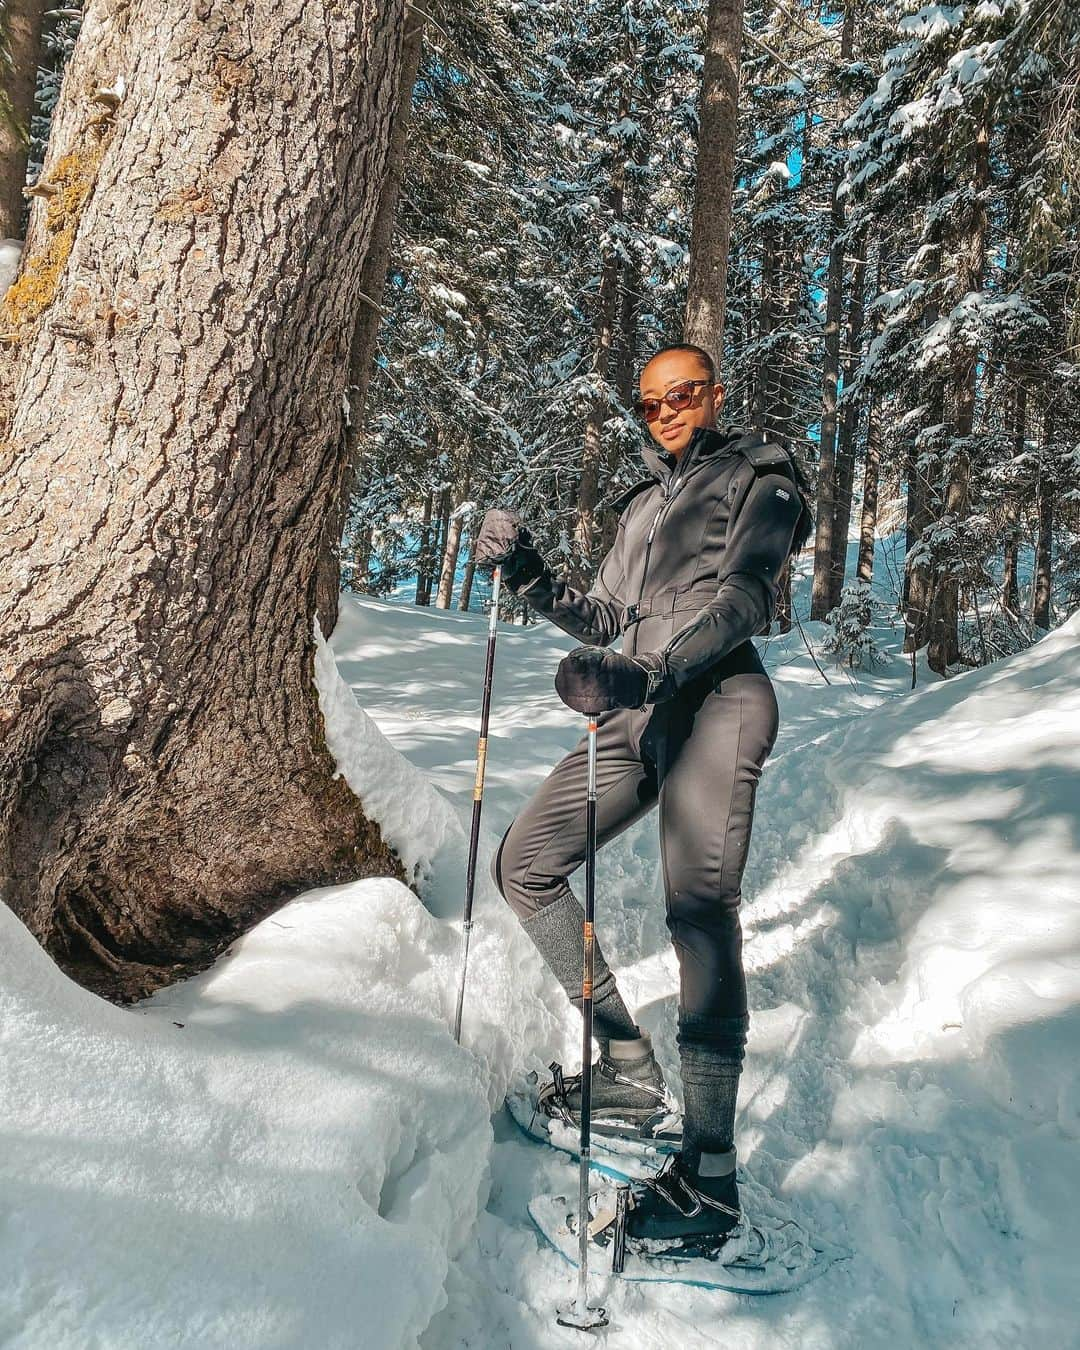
[628, 460, 688, 655]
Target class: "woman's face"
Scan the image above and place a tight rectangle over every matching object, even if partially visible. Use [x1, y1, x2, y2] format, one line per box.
[638, 352, 725, 460]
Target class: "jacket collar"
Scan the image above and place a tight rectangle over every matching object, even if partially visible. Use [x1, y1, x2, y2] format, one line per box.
[639, 422, 745, 485]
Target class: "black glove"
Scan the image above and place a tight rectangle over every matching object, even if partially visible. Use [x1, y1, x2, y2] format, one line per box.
[474, 507, 546, 591]
[554, 647, 669, 715]
[475, 508, 526, 569]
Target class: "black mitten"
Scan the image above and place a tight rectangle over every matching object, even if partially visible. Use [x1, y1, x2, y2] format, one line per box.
[475, 508, 526, 568]
[554, 647, 660, 714]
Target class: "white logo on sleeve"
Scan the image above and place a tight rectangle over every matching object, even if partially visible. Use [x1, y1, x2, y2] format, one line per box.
[776, 488, 791, 501]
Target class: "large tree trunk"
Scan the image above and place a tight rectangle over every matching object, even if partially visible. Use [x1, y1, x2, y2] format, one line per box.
[0, 0, 407, 1000]
[0, 0, 49, 238]
[314, 13, 426, 635]
[684, 0, 744, 355]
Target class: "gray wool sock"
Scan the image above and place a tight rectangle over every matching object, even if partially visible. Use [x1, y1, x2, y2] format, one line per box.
[520, 890, 640, 1042]
[677, 1014, 749, 1163]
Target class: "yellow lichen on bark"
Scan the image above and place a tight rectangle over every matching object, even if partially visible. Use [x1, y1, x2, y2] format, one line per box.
[0, 139, 109, 340]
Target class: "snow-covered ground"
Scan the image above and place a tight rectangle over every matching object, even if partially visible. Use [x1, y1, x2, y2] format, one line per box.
[3, 536, 1078, 1348]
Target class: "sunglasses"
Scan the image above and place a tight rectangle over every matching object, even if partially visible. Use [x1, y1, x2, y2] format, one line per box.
[633, 379, 710, 423]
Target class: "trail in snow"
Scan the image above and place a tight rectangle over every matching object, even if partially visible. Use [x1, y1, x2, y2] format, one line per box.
[332, 539, 1079, 1350]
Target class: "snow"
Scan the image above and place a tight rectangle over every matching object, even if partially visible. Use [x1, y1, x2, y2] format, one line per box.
[3, 542, 1080, 1347]
[0, 238, 23, 300]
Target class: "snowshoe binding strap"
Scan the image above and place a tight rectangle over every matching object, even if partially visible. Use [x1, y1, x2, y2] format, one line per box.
[642, 1154, 741, 1222]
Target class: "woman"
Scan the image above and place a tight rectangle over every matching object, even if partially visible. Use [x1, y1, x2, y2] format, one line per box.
[476, 342, 812, 1248]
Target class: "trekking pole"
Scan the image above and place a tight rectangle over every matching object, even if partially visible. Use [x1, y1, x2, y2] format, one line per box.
[452, 565, 501, 1044]
[555, 713, 608, 1331]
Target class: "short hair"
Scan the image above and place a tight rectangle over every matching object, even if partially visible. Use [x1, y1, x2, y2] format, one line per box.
[642, 343, 718, 383]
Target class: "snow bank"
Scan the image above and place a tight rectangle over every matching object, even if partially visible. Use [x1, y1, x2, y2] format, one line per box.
[0, 621, 561, 1349]
[730, 608, 1080, 1344]
[0, 880, 485, 1349]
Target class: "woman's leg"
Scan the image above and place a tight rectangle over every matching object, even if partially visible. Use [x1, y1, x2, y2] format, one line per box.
[491, 705, 658, 1042]
[656, 667, 780, 1165]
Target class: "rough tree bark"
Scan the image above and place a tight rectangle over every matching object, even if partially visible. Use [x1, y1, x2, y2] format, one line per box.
[684, 0, 745, 356]
[0, 0, 408, 999]
[314, 12, 426, 636]
[1, 0, 49, 238]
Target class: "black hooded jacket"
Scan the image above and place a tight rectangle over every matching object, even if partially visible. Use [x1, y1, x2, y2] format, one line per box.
[502, 424, 812, 701]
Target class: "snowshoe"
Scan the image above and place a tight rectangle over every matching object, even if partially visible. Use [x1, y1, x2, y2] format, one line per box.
[529, 1153, 851, 1294]
[506, 1036, 682, 1180]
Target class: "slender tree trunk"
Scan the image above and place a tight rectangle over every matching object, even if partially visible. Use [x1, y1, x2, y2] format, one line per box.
[809, 8, 854, 620]
[614, 194, 643, 413]
[432, 485, 451, 597]
[775, 561, 792, 633]
[0, 0, 49, 238]
[436, 471, 469, 609]
[0, 0, 407, 999]
[752, 218, 777, 434]
[1001, 381, 1025, 614]
[573, 55, 630, 583]
[829, 231, 868, 609]
[856, 389, 881, 585]
[904, 401, 939, 655]
[415, 489, 434, 606]
[684, 0, 745, 355]
[315, 14, 426, 635]
[1033, 410, 1053, 629]
[349, 524, 373, 593]
[458, 533, 476, 613]
[927, 123, 988, 676]
[856, 241, 887, 585]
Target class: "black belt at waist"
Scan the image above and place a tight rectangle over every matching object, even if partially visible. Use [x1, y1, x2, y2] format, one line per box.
[622, 583, 718, 628]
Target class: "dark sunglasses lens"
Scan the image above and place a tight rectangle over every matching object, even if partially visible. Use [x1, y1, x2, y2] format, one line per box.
[638, 400, 661, 421]
[667, 386, 694, 409]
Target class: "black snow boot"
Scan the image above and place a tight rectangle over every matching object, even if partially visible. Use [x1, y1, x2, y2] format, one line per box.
[537, 1031, 676, 1139]
[624, 1146, 740, 1244]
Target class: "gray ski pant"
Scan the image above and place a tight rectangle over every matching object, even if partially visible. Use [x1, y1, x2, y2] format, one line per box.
[491, 644, 779, 1055]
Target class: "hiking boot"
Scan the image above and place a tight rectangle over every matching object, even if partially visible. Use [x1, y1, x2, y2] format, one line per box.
[536, 1031, 677, 1140]
[624, 1146, 740, 1243]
